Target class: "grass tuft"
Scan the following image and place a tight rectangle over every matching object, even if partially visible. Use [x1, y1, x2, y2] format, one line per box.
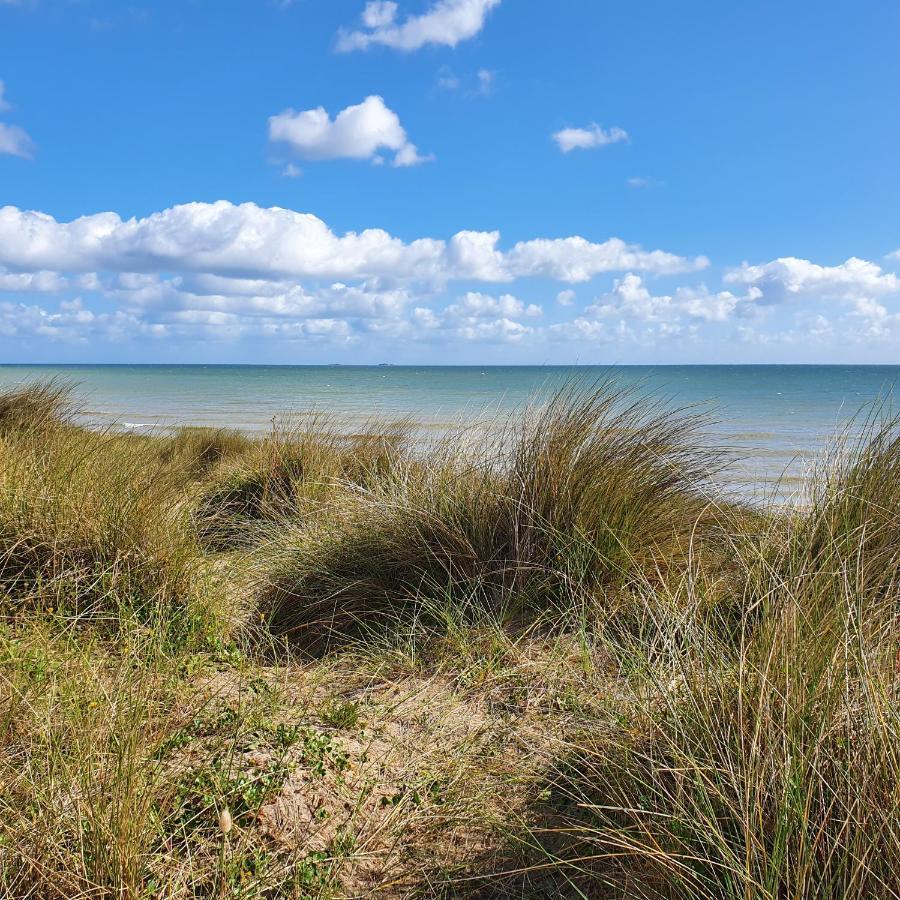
[257, 383, 723, 652]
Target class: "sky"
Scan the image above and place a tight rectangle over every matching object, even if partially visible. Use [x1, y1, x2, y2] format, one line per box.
[1, 0, 899, 365]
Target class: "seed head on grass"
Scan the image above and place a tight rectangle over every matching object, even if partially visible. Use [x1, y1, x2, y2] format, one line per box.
[218, 807, 233, 835]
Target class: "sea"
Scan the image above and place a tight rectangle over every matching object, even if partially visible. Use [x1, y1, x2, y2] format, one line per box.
[1, 364, 897, 501]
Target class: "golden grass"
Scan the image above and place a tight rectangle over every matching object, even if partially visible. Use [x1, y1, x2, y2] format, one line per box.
[0, 380, 896, 899]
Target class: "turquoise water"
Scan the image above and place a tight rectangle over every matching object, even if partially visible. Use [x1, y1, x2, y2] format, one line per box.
[1, 365, 897, 499]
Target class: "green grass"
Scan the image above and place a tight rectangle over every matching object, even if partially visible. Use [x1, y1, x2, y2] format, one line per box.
[0, 380, 897, 899]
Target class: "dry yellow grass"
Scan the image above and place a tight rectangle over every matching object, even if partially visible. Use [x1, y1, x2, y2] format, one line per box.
[0, 382, 897, 899]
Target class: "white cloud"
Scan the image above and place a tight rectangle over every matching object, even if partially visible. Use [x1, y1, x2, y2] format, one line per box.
[506, 237, 708, 282]
[268, 95, 430, 168]
[0, 80, 35, 159]
[553, 123, 628, 154]
[103, 273, 545, 346]
[587, 273, 672, 321]
[337, 0, 501, 52]
[0, 202, 705, 290]
[106, 272, 414, 324]
[435, 66, 461, 91]
[584, 274, 761, 325]
[392, 141, 433, 167]
[851, 296, 889, 321]
[0, 124, 35, 158]
[445, 230, 507, 280]
[726, 256, 900, 301]
[362, 0, 397, 28]
[0, 122, 35, 159]
[887, 249, 900, 262]
[0, 298, 163, 343]
[0, 268, 67, 292]
[6, 235, 900, 354]
[549, 317, 624, 343]
[454, 316, 532, 342]
[476, 68, 494, 94]
[435, 66, 495, 95]
[443, 291, 541, 319]
[675, 284, 762, 322]
[414, 305, 534, 343]
[406, 291, 541, 345]
[0, 202, 444, 281]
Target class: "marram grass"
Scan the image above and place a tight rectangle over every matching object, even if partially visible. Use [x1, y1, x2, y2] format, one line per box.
[0, 381, 897, 899]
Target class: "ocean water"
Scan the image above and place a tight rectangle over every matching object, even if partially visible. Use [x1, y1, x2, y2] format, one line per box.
[0, 364, 897, 500]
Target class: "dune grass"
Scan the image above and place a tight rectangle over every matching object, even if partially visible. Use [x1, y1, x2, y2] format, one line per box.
[258, 385, 724, 653]
[0, 380, 897, 899]
[0, 386, 222, 645]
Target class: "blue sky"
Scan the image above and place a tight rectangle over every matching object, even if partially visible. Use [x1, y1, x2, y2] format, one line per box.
[1, 0, 899, 364]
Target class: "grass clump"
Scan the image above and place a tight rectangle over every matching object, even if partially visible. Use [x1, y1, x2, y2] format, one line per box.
[258, 384, 723, 652]
[527, 412, 900, 900]
[0, 390, 220, 643]
[193, 417, 411, 551]
[0, 381, 71, 435]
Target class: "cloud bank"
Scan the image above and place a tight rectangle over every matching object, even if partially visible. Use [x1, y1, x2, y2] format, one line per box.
[0, 201, 706, 283]
[0, 201, 897, 357]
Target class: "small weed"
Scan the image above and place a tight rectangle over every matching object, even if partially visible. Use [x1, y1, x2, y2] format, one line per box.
[320, 697, 361, 730]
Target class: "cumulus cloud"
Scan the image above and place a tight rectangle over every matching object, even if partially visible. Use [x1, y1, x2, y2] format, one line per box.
[5, 237, 899, 354]
[414, 306, 534, 344]
[585, 274, 762, 326]
[726, 256, 900, 301]
[549, 317, 628, 343]
[268, 95, 431, 167]
[0, 201, 722, 349]
[107, 276, 541, 347]
[443, 291, 541, 319]
[0, 202, 444, 281]
[0, 202, 702, 286]
[506, 237, 708, 282]
[104, 272, 413, 324]
[553, 123, 628, 154]
[0, 298, 163, 343]
[674, 284, 762, 322]
[0, 267, 67, 292]
[337, 0, 501, 52]
[720, 256, 900, 346]
[587, 273, 673, 321]
[556, 289, 575, 306]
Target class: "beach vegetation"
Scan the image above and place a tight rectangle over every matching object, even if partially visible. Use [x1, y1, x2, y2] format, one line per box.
[0, 380, 897, 898]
